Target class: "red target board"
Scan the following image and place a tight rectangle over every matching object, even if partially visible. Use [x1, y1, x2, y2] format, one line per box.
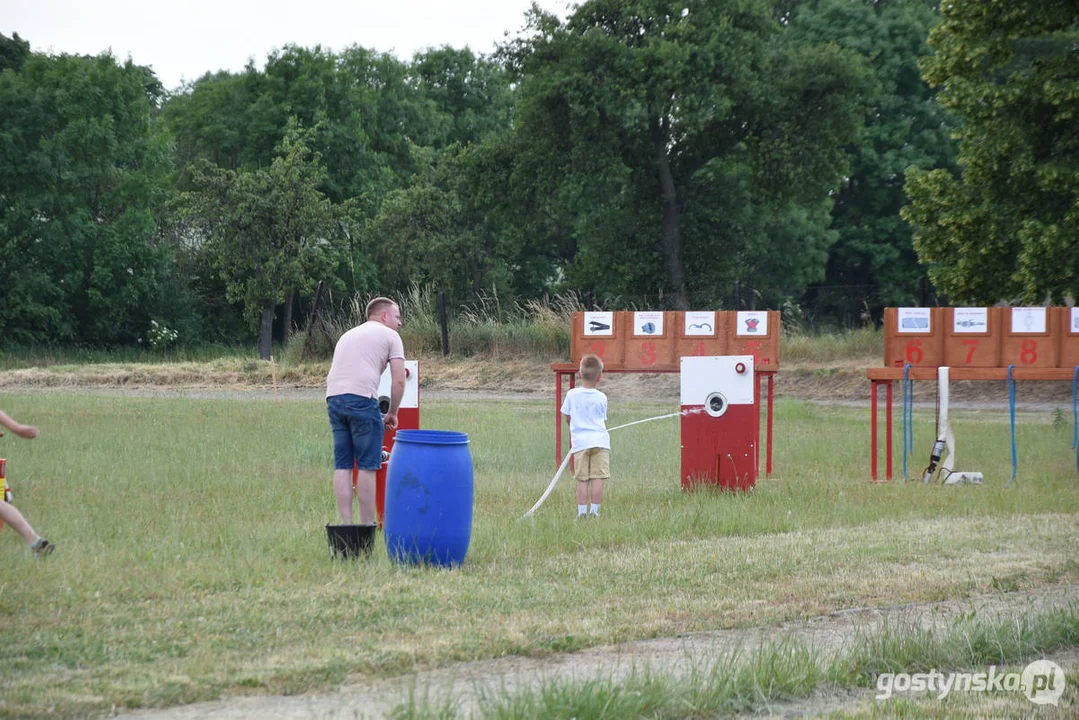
[570, 311, 625, 369]
[570, 311, 780, 372]
[620, 311, 675, 370]
[1001, 307, 1058, 368]
[1061, 307, 1079, 369]
[942, 307, 1001, 367]
[727, 310, 780, 372]
[884, 307, 944, 368]
[676, 311, 728, 360]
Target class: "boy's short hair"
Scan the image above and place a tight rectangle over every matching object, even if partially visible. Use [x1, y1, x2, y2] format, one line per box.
[579, 354, 604, 382]
[366, 296, 397, 319]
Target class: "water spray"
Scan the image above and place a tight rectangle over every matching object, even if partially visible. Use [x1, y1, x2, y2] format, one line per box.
[521, 407, 705, 518]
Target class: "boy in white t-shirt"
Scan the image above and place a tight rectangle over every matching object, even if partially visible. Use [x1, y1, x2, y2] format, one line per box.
[560, 354, 610, 518]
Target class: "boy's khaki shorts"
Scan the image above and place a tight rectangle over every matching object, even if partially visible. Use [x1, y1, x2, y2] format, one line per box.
[573, 448, 610, 482]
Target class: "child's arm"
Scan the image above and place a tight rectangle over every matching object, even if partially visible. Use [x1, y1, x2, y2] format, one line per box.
[0, 410, 39, 439]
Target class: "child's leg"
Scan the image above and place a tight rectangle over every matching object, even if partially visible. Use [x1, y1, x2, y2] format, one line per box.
[573, 450, 590, 516]
[576, 480, 589, 516]
[0, 502, 39, 544]
[590, 478, 603, 505]
[589, 449, 609, 515]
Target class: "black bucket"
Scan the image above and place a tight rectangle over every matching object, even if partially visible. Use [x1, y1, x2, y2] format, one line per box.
[326, 524, 376, 559]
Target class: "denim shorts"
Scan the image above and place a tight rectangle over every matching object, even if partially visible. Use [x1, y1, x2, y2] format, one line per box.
[327, 394, 384, 471]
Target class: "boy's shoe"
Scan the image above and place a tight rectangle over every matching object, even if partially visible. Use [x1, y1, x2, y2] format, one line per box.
[31, 538, 55, 556]
[575, 513, 588, 520]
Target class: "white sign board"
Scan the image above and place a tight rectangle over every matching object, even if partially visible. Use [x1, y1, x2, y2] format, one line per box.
[897, 307, 931, 333]
[583, 312, 614, 336]
[1072, 307, 1079, 333]
[680, 356, 755, 407]
[735, 311, 768, 337]
[953, 307, 988, 334]
[633, 311, 664, 336]
[683, 311, 715, 336]
[1011, 307, 1046, 334]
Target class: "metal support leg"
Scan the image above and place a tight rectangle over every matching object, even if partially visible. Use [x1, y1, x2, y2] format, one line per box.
[766, 373, 774, 477]
[871, 381, 879, 481]
[555, 372, 563, 468]
[885, 381, 894, 481]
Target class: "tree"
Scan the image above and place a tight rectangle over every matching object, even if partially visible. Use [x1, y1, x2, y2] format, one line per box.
[369, 139, 558, 306]
[179, 124, 351, 359]
[0, 51, 173, 346]
[903, 0, 1079, 304]
[500, 0, 873, 308]
[787, 0, 958, 323]
[162, 44, 445, 317]
[410, 46, 514, 148]
[0, 32, 30, 73]
[163, 45, 440, 203]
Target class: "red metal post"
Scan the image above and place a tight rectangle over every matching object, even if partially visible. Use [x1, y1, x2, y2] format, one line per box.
[885, 380, 894, 481]
[555, 371, 563, 468]
[754, 371, 762, 478]
[871, 380, 879, 481]
[766, 372, 774, 477]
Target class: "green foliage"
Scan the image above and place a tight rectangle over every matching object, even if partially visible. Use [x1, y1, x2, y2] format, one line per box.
[0, 31, 30, 73]
[789, 0, 959, 319]
[143, 319, 179, 350]
[178, 123, 352, 358]
[161, 43, 519, 331]
[368, 140, 558, 307]
[903, 0, 1079, 304]
[0, 50, 173, 346]
[410, 46, 514, 148]
[163, 45, 442, 203]
[500, 0, 873, 309]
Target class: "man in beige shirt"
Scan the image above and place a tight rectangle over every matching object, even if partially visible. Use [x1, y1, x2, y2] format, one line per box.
[325, 297, 406, 524]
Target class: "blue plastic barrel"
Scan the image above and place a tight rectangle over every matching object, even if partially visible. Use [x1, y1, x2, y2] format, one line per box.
[384, 430, 473, 567]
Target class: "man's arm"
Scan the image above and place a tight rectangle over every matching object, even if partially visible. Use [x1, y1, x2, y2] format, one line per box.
[383, 358, 406, 430]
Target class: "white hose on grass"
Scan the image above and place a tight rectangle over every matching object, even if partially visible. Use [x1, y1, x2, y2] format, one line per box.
[521, 408, 703, 518]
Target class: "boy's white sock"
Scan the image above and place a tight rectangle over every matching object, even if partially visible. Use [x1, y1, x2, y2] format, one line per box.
[29, 536, 44, 548]
[589, 503, 600, 516]
[577, 504, 587, 516]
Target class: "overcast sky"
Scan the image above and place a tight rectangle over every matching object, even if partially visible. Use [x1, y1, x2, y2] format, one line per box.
[6, 0, 575, 90]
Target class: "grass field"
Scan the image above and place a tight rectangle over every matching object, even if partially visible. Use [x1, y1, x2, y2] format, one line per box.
[0, 391, 1077, 717]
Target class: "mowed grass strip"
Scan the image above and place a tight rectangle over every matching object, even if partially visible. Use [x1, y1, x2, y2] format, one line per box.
[0, 393, 1076, 716]
[389, 605, 1079, 719]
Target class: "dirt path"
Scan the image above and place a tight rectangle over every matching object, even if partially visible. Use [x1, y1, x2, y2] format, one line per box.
[117, 583, 1079, 720]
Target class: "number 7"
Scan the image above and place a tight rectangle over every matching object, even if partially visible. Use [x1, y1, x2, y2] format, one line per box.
[962, 339, 978, 363]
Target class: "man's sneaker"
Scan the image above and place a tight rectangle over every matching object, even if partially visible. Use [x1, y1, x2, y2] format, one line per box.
[31, 538, 55, 556]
